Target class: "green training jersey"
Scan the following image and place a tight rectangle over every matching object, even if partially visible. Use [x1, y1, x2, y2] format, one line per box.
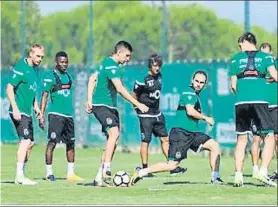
[8, 58, 38, 116]
[230, 51, 275, 104]
[265, 58, 277, 107]
[175, 86, 202, 132]
[42, 69, 74, 116]
[92, 57, 122, 108]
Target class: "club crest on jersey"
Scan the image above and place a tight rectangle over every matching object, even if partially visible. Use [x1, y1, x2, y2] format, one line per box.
[106, 117, 113, 125]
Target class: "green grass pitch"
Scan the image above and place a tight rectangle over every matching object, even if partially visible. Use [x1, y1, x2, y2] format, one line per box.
[1, 144, 277, 205]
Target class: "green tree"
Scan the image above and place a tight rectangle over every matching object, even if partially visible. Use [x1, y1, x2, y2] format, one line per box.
[1, 1, 41, 67]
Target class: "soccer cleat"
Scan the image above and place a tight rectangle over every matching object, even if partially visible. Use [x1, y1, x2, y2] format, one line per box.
[145, 173, 156, 178]
[170, 166, 187, 176]
[46, 174, 56, 182]
[102, 171, 113, 186]
[269, 172, 278, 181]
[129, 170, 142, 186]
[211, 177, 224, 185]
[15, 176, 38, 185]
[66, 174, 84, 182]
[233, 177, 244, 187]
[91, 179, 107, 187]
[255, 173, 277, 187]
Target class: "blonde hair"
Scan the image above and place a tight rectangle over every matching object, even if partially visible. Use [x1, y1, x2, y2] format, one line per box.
[28, 43, 44, 55]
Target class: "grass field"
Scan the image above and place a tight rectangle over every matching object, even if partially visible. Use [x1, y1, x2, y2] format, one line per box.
[1, 144, 277, 205]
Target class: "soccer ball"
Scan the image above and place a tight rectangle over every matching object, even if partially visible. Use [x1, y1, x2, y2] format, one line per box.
[113, 171, 131, 187]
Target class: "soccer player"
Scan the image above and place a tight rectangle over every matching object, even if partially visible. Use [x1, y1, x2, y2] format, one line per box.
[130, 71, 224, 185]
[132, 54, 186, 176]
[85, 41, 149, 186]
[259, 43, 277, 181]
[6, 44, 44, 185]
[230, 32, 277, 187]
[39, 51, 83, 182]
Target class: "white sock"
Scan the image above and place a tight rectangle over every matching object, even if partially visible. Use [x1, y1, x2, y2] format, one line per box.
[138, 169, 148, 178]
[46, 165, 53, 176]
[103, 162, 111, 172]
[67, 162, 74, 176]
[211, 171, 220, 181]
[235, 171, 243, 179]
[16, 162, 24, 177]
[95, 167, 103, 181]
[259, 167, 268, 177]
[253, 165, 259, 172]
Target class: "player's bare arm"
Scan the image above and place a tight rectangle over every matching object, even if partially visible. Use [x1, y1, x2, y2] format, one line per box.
[230, 75, 237, 94]
[267, 66, 278, 82]
[185, 104, 214, 126]
[33, 99, 42, 119]
[111, 78, 149, 113]
[6, 83, 21, 121]
[86, 71, 98, 113]
[39, 91, 49, 130]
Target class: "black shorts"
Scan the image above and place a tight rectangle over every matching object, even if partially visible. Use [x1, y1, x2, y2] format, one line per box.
[139, 113, 168, 143]
[10, 113, 34, 141]
[48, 114, 75, 144]
[235, 103, 274, 135]
[269, 107, 278, 134]
[168, 127, 211, 162]
[92, 106, 120, 135]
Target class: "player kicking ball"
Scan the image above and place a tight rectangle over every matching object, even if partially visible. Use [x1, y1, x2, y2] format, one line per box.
[130, 71, 224, 185]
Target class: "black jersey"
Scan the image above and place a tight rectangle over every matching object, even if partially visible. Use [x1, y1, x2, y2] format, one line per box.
[133, 73, 162, 116]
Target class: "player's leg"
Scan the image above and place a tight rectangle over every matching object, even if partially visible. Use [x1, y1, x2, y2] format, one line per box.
[62, 117, 83, 182]
[11, 114, 37, 185]
[202, 139, 223, 184]
[233, 104, 250, 187]
[102, 126, 120, 184]
[250, 135, 261, 178]
[45, 114, 63, 181]
[45, 141, 57, 181]
[269, 107, 278, 180]
[254, 104, 276, 186]
[138, 117, 153, 174]
[154, 114, 187, 176]
[130, 127, 190, 185]
[23, 141, 34, 175]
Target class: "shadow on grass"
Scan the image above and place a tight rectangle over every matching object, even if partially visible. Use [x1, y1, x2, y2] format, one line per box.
[164, 180, 266, 187]
[1, 181, 15, 184]
[33, 177, 66, 181]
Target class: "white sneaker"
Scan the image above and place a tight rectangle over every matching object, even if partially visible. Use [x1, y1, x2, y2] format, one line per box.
[252, 169, 260, 179]
[15, 176, 38, 185]
[256, 172, 277, 187]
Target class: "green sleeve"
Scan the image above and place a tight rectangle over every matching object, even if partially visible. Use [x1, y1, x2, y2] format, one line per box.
[9, 66, 24, 87]
[179, 92, 197, 106]
[104, 63, 121, 79]
[42, 72, 54, 93]
[264, 55, 276, 72]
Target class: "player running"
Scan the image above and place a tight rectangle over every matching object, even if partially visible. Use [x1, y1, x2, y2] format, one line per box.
[130, 71, 224, 185]
[132, 54, 186, 176]
[86, 41, 149, 186]
[39, 51, 83, 182]
[6, 44, 44, 185]
[230, 32, 277, 187]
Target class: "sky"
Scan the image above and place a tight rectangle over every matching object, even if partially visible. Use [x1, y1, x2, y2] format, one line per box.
[36, 1, 277, 33]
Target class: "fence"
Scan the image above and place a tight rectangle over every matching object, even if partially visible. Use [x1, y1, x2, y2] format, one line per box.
[0, 60, 237, 150]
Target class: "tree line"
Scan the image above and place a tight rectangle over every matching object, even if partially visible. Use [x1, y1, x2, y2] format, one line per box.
[1, 1, 277, 67]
